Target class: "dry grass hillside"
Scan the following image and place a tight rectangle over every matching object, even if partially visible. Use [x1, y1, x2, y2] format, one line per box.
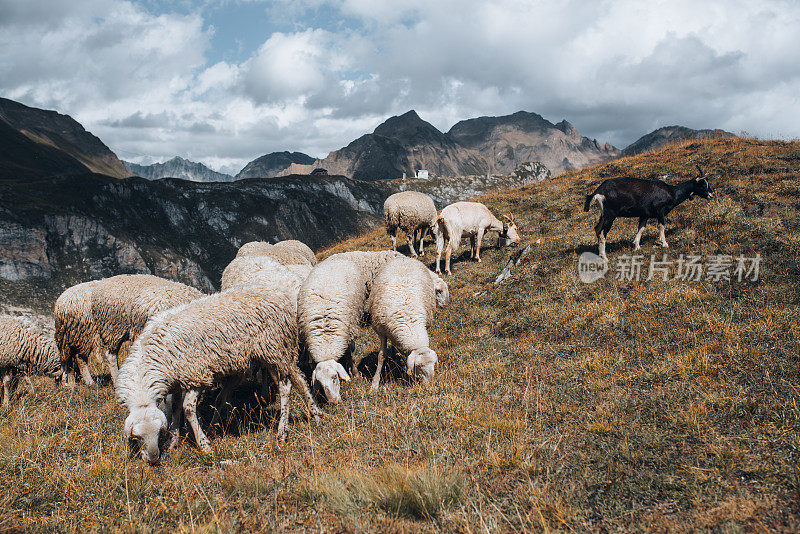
[1, 137, 798, 531]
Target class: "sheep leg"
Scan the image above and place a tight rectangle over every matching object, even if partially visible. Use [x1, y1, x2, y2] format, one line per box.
[62, 361, 75, 387]
[274, 374, 292, 442]
[76, 357, 94, 386]
[2, 372, 12, 407]
[183, 388, 212, 454]
[435, 237, 444, 273]
[287, 366, 322, 425]
[389, 227, 397, 251]
[403, 229, 417, 257]
[656, 217, 669, 248]
[418, 227, 428, 256]
[25, 377, 34, 395]
[633, 217, 647, 250]
[596, 215, 614, 261]
[475, 228, 485, 262]
[371, 336, 387, 389]
[445, 241, 453, 275]
[165, 391, 183, 451]
[105, 349, 119, 387]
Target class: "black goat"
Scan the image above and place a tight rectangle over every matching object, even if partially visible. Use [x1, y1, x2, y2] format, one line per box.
[583, 166, 714, 260]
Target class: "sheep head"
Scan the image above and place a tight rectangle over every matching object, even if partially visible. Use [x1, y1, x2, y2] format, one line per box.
[691, 166, 715, 200]
[124, 404, 169, 464]
[312, 360, 350, 404]
[498, 214, 521, 247]
[407, 348, 438, 385]
[430, 272, 450, 308]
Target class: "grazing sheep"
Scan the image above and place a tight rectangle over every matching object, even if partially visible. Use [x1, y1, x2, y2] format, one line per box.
[584, 166, 715, 260]
[384, 191, 438, 257]
[221, 255, 307, 292]
[117, 285, 321, 463]
[297, 257, 367, 404]
[91, 275, 203, 387]
[0, 316, 61, 407]
[54, 280, 102, 386]
[217, 255, 306, 418]
[366, 257, 449, 389]
[434, 201, 521, 275]
[235, 240, 317, 266]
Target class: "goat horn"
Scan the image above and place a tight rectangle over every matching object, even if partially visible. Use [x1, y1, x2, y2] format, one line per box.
[696, 165, 704, 177]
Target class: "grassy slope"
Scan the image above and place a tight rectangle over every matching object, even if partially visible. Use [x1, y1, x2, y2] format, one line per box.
[1, 138, 798, 531]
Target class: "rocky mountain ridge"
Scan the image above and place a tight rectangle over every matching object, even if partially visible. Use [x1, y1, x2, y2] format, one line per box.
[123, 156, 234, 182]
[0, 97, 132, 179]
[235, 151, 315, 180]
[248, 110, 619, 180]
[621, 126, 736, 157]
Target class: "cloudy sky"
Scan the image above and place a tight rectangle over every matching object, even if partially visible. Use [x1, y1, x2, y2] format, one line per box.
[2, 0, 799, 175]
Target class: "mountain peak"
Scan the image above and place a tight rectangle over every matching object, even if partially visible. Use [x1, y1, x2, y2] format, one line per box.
[373, 109, 439, 140]
[0, 97, 132, 178]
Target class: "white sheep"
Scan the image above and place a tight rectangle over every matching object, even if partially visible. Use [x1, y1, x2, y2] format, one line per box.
[90, 275, 203, 387]
[117, 284, 322, 464]
[217, 254, 306, 418]
[54, 280, 102, 386]
[434, 201, 521, 275]
[297, 257, 367, 404]
[384, 191, 438, 257]
[0, 316, 61, 406]
[235, 240, 317, 266]
[366, 257, 449, 389]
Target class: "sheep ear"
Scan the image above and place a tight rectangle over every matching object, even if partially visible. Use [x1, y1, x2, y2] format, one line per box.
[406, 353, 417, 375]
[311, 368, 319, 386]
[335, 362, 351, 382]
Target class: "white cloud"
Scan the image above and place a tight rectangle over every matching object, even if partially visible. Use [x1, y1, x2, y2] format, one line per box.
[1, 0, 799, 174]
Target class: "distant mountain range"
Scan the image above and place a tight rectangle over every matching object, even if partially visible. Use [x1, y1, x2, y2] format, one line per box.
[621, 126, 736, 157]
[236, 151, 315, 180]
[123, 157, 234, 182]
[0, 97, 132, 179]
[263, 110, 619, 180]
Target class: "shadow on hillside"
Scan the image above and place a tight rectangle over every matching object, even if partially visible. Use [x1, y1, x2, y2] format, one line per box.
[357, 347, 411, 385]
[197, 381, 285, 439]
[574, 228, 677, 257]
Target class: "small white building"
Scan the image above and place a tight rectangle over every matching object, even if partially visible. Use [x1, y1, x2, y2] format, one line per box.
[416, 170, 429, 179]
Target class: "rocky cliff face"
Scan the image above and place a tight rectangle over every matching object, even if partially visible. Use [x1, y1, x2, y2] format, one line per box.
[235, 151, 315, 179]
[124, 157, 233, 182]
[622, 126, 736, 157]
[0, 98, 132, 179]
[0, 169, 540, 310]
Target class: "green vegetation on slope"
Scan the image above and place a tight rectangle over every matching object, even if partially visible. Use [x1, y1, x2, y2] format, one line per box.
[0, 137, 798, 531]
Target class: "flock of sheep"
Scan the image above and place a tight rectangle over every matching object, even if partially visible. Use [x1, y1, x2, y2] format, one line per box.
[0, 191, 521, 464]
